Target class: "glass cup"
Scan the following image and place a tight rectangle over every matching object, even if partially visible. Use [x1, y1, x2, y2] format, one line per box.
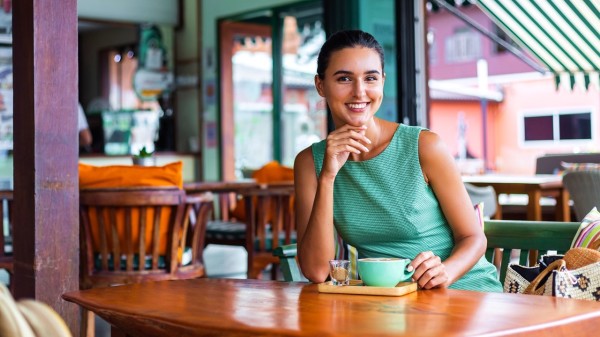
[329, 259, 350, 286]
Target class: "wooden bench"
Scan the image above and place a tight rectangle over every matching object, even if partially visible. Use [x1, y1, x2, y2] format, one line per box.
[274, 220, 581, 284]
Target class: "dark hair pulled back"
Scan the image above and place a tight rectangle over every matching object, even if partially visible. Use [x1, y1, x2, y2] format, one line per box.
[316, 30, 384, 79]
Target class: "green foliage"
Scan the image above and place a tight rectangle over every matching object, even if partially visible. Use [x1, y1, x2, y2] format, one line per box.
[134, 146, 154, 158]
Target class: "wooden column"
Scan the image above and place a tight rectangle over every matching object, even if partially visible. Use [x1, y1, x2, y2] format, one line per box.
[13, 0, 80, 334]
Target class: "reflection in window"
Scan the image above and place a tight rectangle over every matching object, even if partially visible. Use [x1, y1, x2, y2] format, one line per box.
[559, 113, 591, 140]
[523, 111, 592, 143]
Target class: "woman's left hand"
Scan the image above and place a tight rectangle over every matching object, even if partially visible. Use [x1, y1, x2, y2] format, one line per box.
[408, 251, 450, 289]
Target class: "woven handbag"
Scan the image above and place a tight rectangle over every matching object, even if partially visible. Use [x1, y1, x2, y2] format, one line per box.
[505, 238, 600, 300]
[507, 241, 600, 301]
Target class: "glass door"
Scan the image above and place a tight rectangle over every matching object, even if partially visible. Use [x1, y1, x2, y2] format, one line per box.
[219, 2, 323, 180]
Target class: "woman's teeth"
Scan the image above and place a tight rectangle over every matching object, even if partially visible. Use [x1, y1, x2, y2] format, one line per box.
[348, 103, 367, 109]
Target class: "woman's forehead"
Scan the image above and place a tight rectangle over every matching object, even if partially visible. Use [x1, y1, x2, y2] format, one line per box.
[326, 47, 382, 73]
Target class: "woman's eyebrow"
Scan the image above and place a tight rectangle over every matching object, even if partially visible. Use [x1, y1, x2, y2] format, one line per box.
[332, 69, 381, 76]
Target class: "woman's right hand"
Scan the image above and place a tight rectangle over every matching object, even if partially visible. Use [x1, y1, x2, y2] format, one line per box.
[321, 125, 371, 180]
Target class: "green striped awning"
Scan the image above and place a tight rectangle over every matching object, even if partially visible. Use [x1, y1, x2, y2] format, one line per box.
[477, 0, 600, 90]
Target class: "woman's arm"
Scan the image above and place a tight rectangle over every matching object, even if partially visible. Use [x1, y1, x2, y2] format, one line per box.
[410, 130, 487, 289]
[295, 125, 371, 282]
[294, 148, 336, 282]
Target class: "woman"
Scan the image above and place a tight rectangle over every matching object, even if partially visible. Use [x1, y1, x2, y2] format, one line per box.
[294, 30, 501, 291]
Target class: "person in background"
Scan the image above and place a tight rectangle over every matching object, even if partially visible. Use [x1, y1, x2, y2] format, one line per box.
[293, 30, 502, 292]
[78, 103, 92, 152]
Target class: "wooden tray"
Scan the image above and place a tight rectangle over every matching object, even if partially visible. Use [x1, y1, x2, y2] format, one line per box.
[318, 279, 417, 297]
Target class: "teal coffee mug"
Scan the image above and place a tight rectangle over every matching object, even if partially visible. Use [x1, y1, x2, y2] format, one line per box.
[357, 257, 414, 287]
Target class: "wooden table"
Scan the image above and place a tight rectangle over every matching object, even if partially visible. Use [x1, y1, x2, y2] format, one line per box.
[63, 278, 600, 337]
[463, 174, 570, 221]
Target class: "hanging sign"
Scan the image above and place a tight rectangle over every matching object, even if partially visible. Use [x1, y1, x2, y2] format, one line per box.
[134, 24, 173, 101]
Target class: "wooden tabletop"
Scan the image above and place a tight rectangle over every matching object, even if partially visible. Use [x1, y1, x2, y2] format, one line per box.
[63, 278, 600, 337]
[462, 174, 570, 222]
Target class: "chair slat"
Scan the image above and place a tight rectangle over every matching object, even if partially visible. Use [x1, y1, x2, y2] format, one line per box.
[138, 206, 147, 271]
[125, 208, 133, 271]
[152, 206, 161, 270]
[97, 207, 109, 271]
[518, 249, 529, 266]
[109, 208, 120, 271]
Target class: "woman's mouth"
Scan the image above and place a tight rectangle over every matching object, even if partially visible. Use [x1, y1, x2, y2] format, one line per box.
[347, 102, 369, 111]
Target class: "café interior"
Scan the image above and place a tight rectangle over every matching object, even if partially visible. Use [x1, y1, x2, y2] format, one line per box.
[2, 0, 600, 336]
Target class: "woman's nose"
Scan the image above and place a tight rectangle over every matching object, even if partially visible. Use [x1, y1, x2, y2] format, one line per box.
[352, 80, 366, 97]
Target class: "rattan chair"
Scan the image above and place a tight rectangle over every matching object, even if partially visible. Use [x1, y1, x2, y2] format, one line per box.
[562, 170, 600, 221]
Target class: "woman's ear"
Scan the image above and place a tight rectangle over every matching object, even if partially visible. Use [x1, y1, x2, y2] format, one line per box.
[314, 75, 325, 97]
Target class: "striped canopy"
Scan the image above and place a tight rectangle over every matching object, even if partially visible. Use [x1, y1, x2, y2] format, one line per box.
[477, 0, 600, 90]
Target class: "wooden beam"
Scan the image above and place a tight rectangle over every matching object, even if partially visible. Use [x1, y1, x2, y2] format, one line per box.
[13, 0, 80, 334]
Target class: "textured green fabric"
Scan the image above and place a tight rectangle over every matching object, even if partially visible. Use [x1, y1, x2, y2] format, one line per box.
[312, 124, 502, 292]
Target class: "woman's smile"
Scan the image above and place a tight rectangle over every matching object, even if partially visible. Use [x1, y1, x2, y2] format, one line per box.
[347, 102, 370, 112]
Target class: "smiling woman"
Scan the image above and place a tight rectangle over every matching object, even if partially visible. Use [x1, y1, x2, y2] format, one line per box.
[294, 30, 502, 292]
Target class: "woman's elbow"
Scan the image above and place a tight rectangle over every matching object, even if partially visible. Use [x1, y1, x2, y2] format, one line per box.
[299, 261, 329, 283]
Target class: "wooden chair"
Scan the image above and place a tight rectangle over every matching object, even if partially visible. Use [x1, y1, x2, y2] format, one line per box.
[273, 220, 581, 285]
[80, 187, 210, 336]
[186, 181, 296, 279]
[0, 190, 13, 292]
[79, 187, 208, 288]
[485, 220, 580, 283]
[242, 185, 295, 279]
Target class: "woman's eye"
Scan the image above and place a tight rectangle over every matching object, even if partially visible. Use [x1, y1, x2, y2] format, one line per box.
[366, 76, 378, 82]
[336, 76, 351, 82]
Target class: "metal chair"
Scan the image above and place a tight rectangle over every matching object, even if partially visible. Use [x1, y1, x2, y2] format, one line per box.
[562, 170, 600, 221]
[464, 183, 497, 219]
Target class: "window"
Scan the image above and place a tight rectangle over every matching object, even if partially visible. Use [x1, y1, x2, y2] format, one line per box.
[491, 23, 518, 55]
[522, 111, 592, 143]
[445, 27, 481, 63]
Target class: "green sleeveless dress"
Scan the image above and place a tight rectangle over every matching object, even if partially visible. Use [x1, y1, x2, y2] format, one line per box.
[312, 124, 502, 292]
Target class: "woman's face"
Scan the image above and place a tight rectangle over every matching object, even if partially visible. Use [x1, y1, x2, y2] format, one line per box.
[315, 46, 385, 128]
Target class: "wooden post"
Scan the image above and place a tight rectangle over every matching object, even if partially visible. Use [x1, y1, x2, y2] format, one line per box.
[13, 0, 80, 334]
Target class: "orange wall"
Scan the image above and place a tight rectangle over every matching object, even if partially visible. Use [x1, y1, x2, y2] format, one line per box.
[429, 100, 499, 170]
[429, 77, 599, 175]
[494, 78, 599, 174]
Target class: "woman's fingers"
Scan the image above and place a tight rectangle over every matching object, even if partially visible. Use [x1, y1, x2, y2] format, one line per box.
[410, 252, 448, 289]
[328, 127, 371, 147]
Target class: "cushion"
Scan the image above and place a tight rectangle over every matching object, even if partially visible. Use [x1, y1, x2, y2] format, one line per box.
[79, 161, 183, 189]
[79, 161, 184, 257]
[571, 207, 600, 249]
[231, 161, 294, 221]
[561, 161, 600, 174]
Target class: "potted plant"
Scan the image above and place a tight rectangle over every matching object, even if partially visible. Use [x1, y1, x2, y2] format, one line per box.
[132, 146, 157, 166]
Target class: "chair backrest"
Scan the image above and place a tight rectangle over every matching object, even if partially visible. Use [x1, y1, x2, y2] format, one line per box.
[484, 220, 580, 283]
[464, 183, 497, 218]
[275, 220, 581, 284]
[562, 170, 600, 221]
[0, 190, 13, 292]
[535, 153, 600, 174]
[79, 187, 204, 289]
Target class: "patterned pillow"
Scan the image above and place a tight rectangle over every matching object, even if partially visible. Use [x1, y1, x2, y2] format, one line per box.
[335, 203, 486, 279]
[561, 161, 600, 174]
[571, 207, 600, 249]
